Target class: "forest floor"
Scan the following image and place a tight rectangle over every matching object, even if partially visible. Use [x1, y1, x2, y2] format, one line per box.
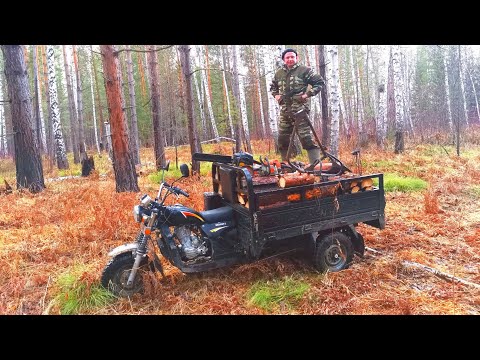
[1, 134, 479, 315]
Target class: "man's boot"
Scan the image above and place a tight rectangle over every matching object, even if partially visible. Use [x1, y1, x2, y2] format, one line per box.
[280, 149, 288, 162]
[306, 148, 321, 170]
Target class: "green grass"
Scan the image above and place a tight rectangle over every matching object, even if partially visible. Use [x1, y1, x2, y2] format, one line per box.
[149, 161, 212, 184]
[53, 264, 115, 315]
[370, 160, 397, 168]
[382, 173, 428, 192]
[419, 144, 454, 157]
[467, 185, 480, 198]
[247, 276, 309, 312]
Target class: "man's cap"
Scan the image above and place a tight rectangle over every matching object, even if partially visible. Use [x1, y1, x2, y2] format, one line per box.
[281, 48, 298, 60]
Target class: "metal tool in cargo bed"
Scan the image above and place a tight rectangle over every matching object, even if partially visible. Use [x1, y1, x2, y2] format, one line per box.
[101, 155, 386, 298]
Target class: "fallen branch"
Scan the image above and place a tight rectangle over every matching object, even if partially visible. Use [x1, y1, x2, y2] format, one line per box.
[402, 261, 480, 290]
[365, 246, 383, 254]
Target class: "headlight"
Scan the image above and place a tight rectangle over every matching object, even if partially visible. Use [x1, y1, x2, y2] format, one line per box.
[133, 205, 142, 223]
[140, 194, 153, 207]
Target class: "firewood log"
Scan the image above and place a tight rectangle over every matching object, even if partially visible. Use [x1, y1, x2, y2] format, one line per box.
[305, 162, 333, 172]
[350, 186, 360, 193]
[287, 193, 301, 202]
[278, 173, 315, 188]
[237, 193, 247, 205]
[361, 178, 373, 189]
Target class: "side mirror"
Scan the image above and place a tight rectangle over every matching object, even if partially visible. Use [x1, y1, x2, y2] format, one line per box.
[162, 160, 170, 171]
[180, 163, 190, 177]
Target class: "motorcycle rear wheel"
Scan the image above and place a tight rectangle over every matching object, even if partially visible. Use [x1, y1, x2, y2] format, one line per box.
[101, 253, 148, 297]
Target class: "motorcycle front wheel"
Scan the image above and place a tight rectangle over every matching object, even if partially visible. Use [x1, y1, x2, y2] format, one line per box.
[101, 253, 148, 297]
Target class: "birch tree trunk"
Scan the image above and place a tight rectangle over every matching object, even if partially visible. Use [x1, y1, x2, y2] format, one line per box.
[231, 45, 244, 152]
[458, 45, 469, 126]
[100, 45, 139, 192]
[2, 45, 45, 192]
[392, 45, 405, 153]
[87, 45, 100, 154]
[33, 46, 47, 153]
[442, 46, 454, 133]
[402, 50, 414, 136]
[196, 45, 219, 140]
[234, 45, 252, 153]
[221, 45, 235, 139]
[46, 46, 69, 169]
[349, 45, 358, 135]
[354, 46, 366, 146]
[40, 45, 54, 163]
[178, 45, 202, 173]
[466, 65, 480, 123]
[222, 67, 234, 138]
[190, 45, 207, 137]
[147, 45, 165, 170]
[376, 45, 390, 149]
[62, 45, 79, 163]
[0, 69, 6, 156]
[126, 45, 140, 165]
[254, 47, 266, 138]
[73, 45, 86, 161]
[264, 45, 279, 150]
[328, 45, 340, 157]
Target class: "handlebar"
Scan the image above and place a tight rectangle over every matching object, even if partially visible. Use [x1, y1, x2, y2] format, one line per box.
[163, 182, 189, 198]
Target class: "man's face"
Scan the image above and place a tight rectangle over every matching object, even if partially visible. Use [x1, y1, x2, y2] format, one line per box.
[284, 52, 297, 68]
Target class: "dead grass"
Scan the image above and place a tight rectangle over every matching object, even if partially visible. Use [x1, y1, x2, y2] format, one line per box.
[1, 135, 480, 314]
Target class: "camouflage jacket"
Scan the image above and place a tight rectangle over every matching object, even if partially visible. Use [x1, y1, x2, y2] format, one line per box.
[270, 63, 324, 111]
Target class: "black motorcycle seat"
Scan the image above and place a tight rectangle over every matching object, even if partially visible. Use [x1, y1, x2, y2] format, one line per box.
[200, 206, 233, 223]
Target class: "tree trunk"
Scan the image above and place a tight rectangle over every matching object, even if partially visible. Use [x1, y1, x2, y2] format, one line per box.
[0, 65, 6, 157]
[377, 45, 390, 149]
[254, 47, 266, 138]
[354, 46, 366, 147]
[231, 45, 243, 153]
[40, 45, 54, 164]
[221, 46, 235, 139]
[32, 46, 47, 153]
[46, 46, 69, 169]
[100, 45, 138, 192]
[2, 45, 45, 193]
[73, 45, 86, 161]
[190, 46, 207, 138]
[328, 45, 340, 157]
[458, 45, 469, 127]
[392, 45, 405, 153]
[126, 45, 140, 165]
[147, 45, 165, 170]
[178, 45, 202, 173]
[92, 46, 105, 152]
[197, 45, 219, 140]
[233, 45, 252, 153]
[264, 45, 279, 151]
[87, 45, 101, 155]
[318, 45, 330, 147]
[62, 45, 79, 163]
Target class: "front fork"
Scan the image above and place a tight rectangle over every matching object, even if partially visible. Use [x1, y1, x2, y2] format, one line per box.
[126, 212, 157, 287]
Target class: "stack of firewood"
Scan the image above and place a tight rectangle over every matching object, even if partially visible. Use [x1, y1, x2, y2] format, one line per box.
[348, 178, 374, 193]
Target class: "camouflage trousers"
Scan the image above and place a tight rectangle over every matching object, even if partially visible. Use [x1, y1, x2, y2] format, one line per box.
[278, 105, 319, 151]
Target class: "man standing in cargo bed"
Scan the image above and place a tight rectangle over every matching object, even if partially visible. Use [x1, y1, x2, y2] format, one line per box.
[270, 48, 325, 164]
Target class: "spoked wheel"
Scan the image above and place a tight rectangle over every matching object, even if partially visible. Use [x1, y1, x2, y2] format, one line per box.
[314, 232, 353, 273]
[101, 253, 149, 297]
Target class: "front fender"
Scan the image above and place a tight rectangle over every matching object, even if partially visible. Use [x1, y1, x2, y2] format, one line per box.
[107, 243, 138, 258]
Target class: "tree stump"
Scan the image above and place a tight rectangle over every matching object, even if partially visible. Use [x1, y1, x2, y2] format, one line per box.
[81, 156, 95, 177]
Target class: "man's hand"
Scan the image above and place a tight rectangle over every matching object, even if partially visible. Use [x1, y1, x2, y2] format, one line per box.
[275, 95, 282, 103]
[301, 94, 308, 101]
